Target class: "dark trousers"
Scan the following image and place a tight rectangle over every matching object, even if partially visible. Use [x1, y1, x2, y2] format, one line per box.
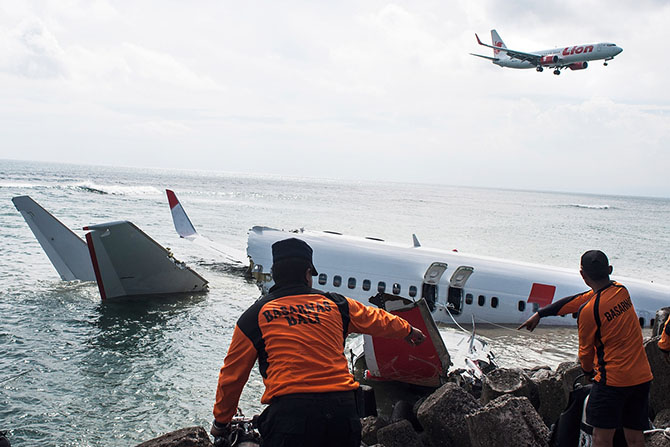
[257, 391, 362, 447]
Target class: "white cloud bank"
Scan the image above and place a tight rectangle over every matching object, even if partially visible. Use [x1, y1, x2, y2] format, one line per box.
[0, 0, 669, 197]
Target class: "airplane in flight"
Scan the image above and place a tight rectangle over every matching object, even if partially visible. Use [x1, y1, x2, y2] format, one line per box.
[166, 190, 670, 330]
[470, 29, 623, 75]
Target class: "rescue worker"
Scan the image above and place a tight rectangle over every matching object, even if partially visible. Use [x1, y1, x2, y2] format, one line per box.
[210, 238, 426, 447]
[659, 316, 670, 354]
[520, 250, 652, 447]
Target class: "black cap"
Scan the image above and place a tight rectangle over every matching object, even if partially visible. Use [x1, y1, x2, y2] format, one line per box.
[581, 250, 610, 279]
[272, 238, 318, 276]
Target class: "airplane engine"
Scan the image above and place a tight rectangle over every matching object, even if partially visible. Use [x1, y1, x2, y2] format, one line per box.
[569, 61, 588, 70]
[540, 54, 559, 65]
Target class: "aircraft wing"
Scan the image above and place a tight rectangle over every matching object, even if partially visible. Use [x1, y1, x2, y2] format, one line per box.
[12, 195, 96, 281]
[166, 189, 247, 265]
[475, 33, 541, 65]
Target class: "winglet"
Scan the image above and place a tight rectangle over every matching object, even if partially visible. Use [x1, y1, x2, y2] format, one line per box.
[412, 234, 421, 247]
[475, 33, 483, 46]
[165, 189, 198, 239]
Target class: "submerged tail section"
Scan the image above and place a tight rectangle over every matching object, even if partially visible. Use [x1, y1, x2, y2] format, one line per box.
[12, 196, 95, 281]
[165, 190, 247, 265]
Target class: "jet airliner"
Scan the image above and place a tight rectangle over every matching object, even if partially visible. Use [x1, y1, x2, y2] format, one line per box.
[166, 190, 669, 329]
[471, 29, 623, 75]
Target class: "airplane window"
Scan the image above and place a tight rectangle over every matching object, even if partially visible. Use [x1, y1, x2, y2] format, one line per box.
[572, 312, 578, 319]
[362, 279, 371, 291]
[465, 293, 473, 305]
[491, 297, 499, 308]
[409, 285, 417, 297]
[333, 275, 342, 287]
[378, 281, 386, 293]
[532, 303, 539, 313]
[478, 295, 485, 306]
[348, 277, 356, 289]
[392, 283, 401, 295]
[639, 317, 645, 327]
[318, 273, 327, 286]
[518, 301, 525, 312]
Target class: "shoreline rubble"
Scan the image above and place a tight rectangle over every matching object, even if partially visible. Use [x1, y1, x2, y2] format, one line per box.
[136, 332, 670, 447]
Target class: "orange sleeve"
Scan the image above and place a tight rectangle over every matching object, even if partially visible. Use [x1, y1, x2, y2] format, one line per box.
[577, 304, 597, 372]
[213, 325, 258, 423]
[660, 318, 670, 352]
[346, 298, 412, 338]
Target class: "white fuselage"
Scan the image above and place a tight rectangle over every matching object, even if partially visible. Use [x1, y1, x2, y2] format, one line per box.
[247, 226, 670, 327]
[496, 42, 622, 69]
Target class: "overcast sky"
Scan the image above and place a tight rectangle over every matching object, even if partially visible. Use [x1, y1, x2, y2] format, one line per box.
[1, 1, 669, 197]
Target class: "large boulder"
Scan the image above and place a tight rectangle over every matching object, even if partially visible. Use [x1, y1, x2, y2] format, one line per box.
[361, 415, 389, 446]
[465, 395, 550, 447]
[135, 427, 212, 447]
[481, 368, 540, 409]
[652, 307, 670, 337]
[530, 368, 567, 427]
[376, 419, 423, 447]
[556, 362, 584, 401]
[645, 336, 670, 415]
[416, 382, 482, 447]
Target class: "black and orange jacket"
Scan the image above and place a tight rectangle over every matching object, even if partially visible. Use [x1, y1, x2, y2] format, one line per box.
[659, 317, 670, 352]
[577, 282, 652, 387]
[213, 284, 412, 423]
[538, 290, 592, 318]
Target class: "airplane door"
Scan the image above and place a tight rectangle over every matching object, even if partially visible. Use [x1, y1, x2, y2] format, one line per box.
[446, 266, 474, 315]
[422, 262, 448, 312]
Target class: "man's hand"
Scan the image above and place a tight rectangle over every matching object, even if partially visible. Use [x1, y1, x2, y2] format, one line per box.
[404, 326, 426, 346]
[517, 312, 541, 332]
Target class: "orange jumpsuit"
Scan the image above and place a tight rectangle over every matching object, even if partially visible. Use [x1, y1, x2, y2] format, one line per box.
[213, 284, 412, 423]
[659, 317, 670, 352]
[577, 282, 652, 386]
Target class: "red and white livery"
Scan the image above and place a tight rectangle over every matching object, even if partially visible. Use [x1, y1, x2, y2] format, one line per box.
[470, 29, 623, 75]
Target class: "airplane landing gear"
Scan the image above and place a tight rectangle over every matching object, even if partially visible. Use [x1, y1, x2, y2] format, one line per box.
[604, 62, 608, 66]
[536, 66, 544, 72]
[553, 69, 561, 75]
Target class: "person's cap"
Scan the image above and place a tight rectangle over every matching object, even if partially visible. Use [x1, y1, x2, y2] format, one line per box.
[581, 250, 610, 278]
[271, 238, 318, 276]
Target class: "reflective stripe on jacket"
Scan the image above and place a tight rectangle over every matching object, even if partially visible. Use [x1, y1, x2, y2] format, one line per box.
[213, 284, 412, 423]
[577, 282, 653, 387]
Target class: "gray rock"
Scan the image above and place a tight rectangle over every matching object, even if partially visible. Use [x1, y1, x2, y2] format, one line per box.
[135, 427, 212, 447]
[377, 419, 422, 447]
[531, 368, 566, 427]
[646, 431, 670, 447]
[465, 395, 550, 447]
[557, 362, 585, 401]
[645, 336, 670, 414]
[416, 382, 482, 447]
[654, 409, 670, 428]
[652, 307, 670, 337]
[481, 368, 540, 409]
[361, 415, 389, 446]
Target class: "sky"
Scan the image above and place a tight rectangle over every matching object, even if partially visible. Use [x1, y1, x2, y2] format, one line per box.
[1, 0, 669, 197]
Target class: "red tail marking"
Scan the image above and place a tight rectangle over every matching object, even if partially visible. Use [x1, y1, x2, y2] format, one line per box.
[85, 232, 107, 300]
[166, 189, 179, 209]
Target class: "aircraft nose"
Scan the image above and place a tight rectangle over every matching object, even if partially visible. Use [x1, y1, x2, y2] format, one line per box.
[615, 46, 623, 55]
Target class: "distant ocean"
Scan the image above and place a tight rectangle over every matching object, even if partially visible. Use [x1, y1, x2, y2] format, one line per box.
[1, 159, 668, 446]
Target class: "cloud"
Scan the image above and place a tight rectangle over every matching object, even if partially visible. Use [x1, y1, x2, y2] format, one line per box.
[0, 18, 68, 79]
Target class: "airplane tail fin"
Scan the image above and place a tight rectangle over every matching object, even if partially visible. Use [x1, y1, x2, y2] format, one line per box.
[490, 29, 508, 58]
[165, 189, 247, 265]
[12, 196, 95, 281]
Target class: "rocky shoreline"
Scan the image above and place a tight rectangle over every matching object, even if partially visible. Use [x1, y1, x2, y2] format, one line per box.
[136, 332, 670, 447]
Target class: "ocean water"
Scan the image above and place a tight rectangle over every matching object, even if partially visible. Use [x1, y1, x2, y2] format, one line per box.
[1, 159, 668, 446]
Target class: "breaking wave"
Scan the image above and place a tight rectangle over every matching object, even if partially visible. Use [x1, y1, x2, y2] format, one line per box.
[72, 182, 161, 196]
[568, 203, 611, 210]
